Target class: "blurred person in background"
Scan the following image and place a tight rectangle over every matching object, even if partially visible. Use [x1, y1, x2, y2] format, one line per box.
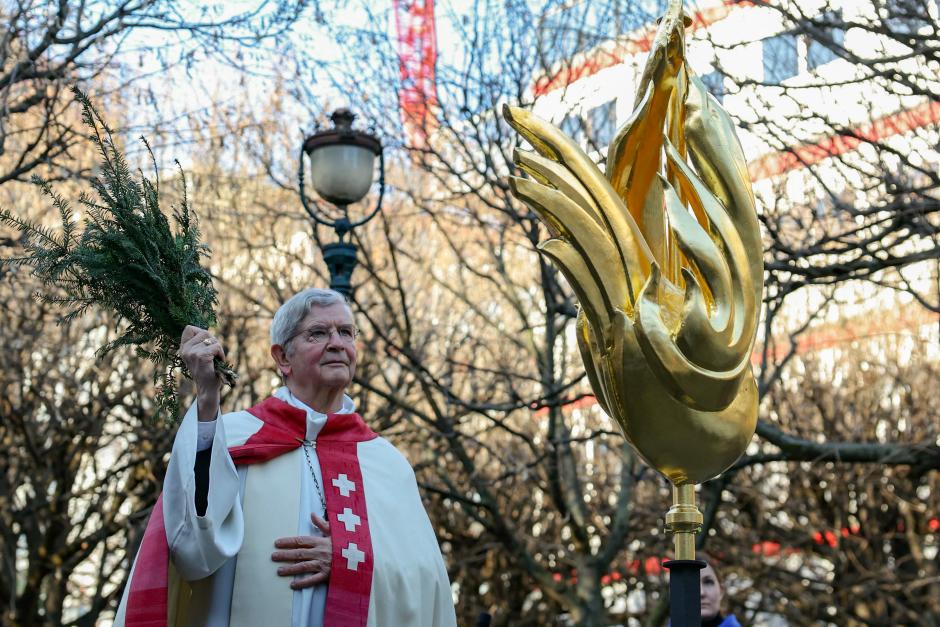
[700, 560, 740, 627]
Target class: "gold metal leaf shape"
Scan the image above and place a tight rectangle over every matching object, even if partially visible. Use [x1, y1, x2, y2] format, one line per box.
[503, 0, 763, 485]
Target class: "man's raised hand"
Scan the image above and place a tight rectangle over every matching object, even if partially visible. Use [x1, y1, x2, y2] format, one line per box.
[178, 325, 225, 421]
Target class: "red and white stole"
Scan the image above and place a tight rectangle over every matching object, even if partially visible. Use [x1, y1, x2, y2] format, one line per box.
[123, 397, 378, 627]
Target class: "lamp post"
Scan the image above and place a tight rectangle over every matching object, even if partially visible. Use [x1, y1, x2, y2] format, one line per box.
[298, 108, 385, 297]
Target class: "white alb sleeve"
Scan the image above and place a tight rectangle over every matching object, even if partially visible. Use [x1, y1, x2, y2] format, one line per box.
[196, 420, 217, 452]
[162, 402, 244, 580]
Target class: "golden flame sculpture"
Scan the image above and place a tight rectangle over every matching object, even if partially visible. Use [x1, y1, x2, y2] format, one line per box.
[503, 0, 762, 560]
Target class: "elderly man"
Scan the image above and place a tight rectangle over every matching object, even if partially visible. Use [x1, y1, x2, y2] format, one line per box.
[115, 288, 457, 626]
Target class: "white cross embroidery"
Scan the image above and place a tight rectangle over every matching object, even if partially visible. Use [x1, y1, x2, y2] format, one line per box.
[332, 473, 356, 497]
[337, 507, 361, 533]
[342, 542, 365, 571]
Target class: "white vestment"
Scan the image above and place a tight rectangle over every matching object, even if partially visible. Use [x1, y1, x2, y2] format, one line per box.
[115, 387, 457, 627]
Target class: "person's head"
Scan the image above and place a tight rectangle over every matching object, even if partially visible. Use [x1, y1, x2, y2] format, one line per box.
[699, 561, 725, 620]
[270, 288, 357, 391]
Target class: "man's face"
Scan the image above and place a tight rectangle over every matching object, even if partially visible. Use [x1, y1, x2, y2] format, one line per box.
[700, 563, 723, 620]
[280, 303, 357, 390]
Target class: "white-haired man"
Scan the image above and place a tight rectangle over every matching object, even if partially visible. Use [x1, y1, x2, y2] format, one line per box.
[116, 288, 457, 627]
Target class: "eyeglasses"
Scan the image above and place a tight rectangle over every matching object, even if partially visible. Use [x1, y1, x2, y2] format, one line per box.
[291, 324, 358, 345]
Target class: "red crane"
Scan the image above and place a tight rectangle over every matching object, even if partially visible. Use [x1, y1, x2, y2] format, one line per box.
[393, 0, 438, 147]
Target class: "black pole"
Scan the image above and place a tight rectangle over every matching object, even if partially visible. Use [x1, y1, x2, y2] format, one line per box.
[322, 241, 358, 298]
[662, 559, 706, 627]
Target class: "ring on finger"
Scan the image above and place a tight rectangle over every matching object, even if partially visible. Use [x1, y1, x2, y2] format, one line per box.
[202, 338, 213, 346]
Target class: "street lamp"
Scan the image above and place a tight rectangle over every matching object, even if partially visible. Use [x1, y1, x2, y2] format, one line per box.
[299, 108, 385, 296]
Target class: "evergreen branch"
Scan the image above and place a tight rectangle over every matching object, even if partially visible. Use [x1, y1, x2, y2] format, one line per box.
[0, 207, 67, 251]
[0, 86, 238, 421]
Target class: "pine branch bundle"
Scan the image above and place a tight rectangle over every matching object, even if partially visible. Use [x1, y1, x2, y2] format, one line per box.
[0, 87, 237, 417]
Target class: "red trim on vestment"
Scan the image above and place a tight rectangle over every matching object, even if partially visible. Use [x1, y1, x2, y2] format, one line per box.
[125, 495, 169, 626]
[319, 438, 375, 627]
[124, 397, 378, 627]
[226, 396, 308, 464]
[320, 411, 379, 443]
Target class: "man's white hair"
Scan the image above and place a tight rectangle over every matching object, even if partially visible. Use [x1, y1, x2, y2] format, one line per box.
[270, 288, 351, 351]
